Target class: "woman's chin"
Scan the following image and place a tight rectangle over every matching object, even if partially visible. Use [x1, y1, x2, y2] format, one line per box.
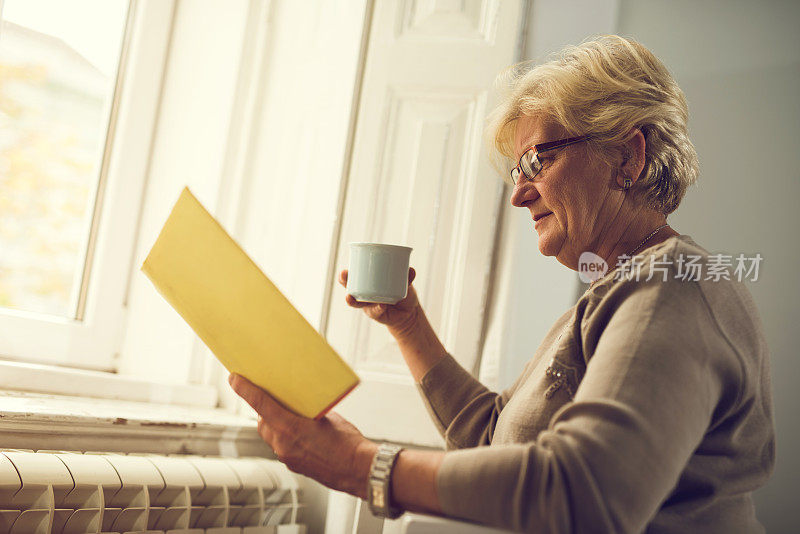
[537, 235, 556, 257]
[536, 231, 564, 258]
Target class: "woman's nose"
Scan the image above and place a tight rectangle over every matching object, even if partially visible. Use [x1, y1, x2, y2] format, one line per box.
[510, 180, 537, 207]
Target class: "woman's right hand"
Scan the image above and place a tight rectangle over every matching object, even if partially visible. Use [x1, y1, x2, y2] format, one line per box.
[338, 268, 421, 337]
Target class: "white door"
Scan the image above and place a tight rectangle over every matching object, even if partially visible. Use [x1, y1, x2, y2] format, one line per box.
[326, 0, 526, 446]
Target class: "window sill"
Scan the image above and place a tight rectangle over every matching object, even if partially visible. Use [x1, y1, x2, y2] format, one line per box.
[0, 390, 273, 458]
[0, 359, 217, 408]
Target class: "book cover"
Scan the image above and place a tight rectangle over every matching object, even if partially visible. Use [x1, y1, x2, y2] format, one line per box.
[141, 187, 359, 419]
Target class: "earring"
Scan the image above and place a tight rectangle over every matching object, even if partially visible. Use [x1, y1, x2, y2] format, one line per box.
[623, 177, 632, 190]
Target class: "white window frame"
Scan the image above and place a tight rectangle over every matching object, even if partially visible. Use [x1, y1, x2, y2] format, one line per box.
[0, 0, 272, 417]
[0, 0, 251, 451]
[0, 0, 176, 372]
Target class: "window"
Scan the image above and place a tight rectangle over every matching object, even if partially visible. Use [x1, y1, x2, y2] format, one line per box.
[0, 0, 173, 370]
[0, 0, 130, 319]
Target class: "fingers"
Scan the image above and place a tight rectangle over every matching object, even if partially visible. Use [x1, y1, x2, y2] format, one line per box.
[345, 294, 374, 308]
[228, 374, 295, 423]
[257, 415, 275, 444]
[230, 375, 312, 462]
[341, 271, 372, 308]
[228, 373, 267, 413]
[364, 304, 387, 320]
[345, 294, 387, 319]
[408, 267, 416, 284]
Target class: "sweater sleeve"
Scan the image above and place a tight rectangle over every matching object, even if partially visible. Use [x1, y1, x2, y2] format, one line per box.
[416, 353, 533, 449]
[434, 275, 741, 533]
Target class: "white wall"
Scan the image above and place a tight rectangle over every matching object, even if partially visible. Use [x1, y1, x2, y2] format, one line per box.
[616, 1, 800, 530]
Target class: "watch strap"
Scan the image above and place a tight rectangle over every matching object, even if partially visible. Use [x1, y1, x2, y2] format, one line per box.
[367, 443, 404, 519]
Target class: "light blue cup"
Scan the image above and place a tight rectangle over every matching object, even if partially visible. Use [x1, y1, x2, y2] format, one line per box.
[347, 243, 412, 304]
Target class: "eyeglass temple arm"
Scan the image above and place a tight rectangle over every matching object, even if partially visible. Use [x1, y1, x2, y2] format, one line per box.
[535, 135, 589, 153]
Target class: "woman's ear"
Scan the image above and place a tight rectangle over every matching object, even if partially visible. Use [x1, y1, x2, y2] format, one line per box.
[617, 128, 646, 189]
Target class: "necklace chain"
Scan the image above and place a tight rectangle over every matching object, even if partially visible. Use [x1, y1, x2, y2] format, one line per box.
[625, 223, 670, 258]
[588, 223, 671, 288]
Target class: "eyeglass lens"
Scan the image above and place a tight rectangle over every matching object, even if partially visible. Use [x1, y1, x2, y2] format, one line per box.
[512, 149, 540, 184]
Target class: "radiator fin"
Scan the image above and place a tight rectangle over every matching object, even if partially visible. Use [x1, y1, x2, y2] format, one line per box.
[0, 450, 304, 534]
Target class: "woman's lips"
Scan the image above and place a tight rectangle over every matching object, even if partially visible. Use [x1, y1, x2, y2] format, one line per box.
[534, 212, 552, 227]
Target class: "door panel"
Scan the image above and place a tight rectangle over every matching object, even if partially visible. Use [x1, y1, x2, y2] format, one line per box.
[326, 0, 525, 446]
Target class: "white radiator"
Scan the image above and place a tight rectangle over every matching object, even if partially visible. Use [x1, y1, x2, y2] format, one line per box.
[0, 450, 305, 534]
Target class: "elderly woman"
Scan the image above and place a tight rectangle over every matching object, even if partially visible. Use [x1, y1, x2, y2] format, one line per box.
[229, 36, 775, 532]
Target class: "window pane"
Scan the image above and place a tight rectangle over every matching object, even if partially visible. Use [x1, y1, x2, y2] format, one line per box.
[0, 0, 129, 318]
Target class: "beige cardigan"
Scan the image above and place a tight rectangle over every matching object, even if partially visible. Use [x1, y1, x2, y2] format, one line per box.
[417, 235, 774, 533]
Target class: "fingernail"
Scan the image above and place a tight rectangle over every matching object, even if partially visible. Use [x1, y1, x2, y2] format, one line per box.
[228, 374, 236, 386]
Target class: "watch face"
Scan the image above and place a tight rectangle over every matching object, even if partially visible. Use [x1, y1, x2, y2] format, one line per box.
[371, 485, 386, 508]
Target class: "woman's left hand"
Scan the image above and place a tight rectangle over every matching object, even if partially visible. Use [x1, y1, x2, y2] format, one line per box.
[228, 374, 378, 499]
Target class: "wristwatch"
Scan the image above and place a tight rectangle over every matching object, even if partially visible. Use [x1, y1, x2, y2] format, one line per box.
[366, 443, 404, 519]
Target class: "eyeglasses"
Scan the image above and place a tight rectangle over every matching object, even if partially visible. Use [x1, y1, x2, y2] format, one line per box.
[510, 135, 589, 185]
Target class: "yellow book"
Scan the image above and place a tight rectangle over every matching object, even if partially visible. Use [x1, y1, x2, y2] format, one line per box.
[141, 187, 359, 419]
